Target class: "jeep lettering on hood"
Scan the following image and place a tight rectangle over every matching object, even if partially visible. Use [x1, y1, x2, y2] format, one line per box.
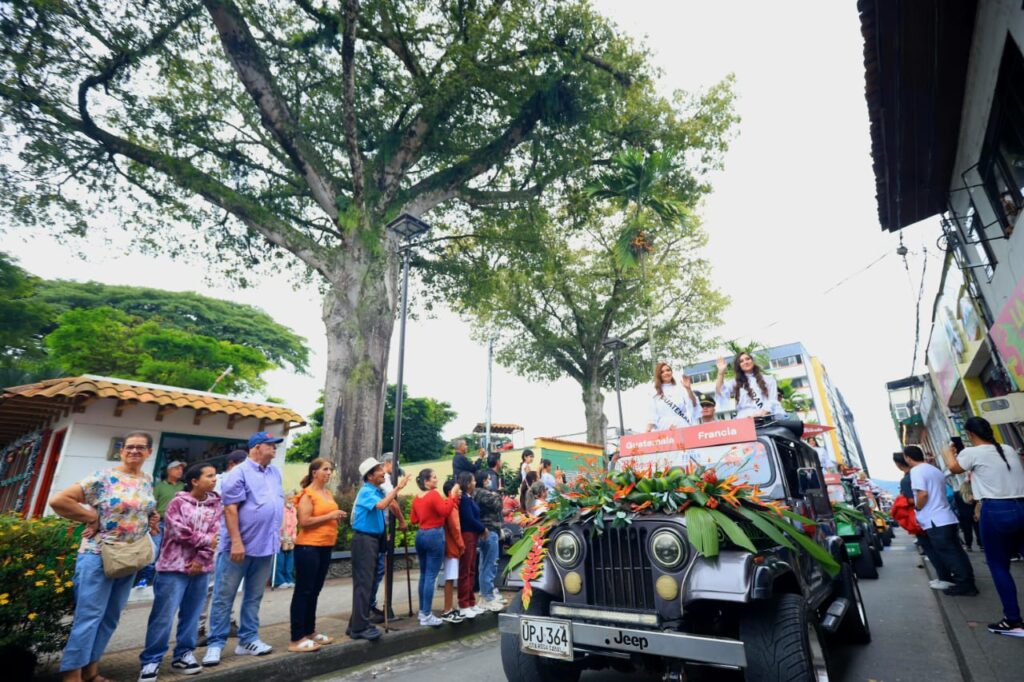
[610, 631, 649, 651]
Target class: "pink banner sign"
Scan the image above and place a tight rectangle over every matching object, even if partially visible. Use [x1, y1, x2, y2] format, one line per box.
[990, 273, 1024, 389]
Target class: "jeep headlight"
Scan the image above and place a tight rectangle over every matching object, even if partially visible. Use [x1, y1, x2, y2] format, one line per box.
[650, 529, 686, 570]
[553, 532, 581, 567]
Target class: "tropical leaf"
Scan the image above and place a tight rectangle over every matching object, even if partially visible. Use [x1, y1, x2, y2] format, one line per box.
[707, 508, 757, 553]
[737, 506, 796, 550]
[504, 526, 538, 574]
[684, 505, 719, 558]
[760, 513, 841, 577]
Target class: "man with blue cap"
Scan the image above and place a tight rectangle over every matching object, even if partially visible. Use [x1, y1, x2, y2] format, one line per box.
[203, 432, 285, 666]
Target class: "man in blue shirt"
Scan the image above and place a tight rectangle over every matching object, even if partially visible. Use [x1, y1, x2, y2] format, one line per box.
[348, 457, 409, 640]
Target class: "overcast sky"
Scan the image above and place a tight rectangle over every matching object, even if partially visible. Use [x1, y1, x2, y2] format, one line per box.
[6, 1, 943, 481]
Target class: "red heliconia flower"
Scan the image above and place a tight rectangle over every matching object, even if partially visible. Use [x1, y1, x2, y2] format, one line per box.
[702, 469, 718, 485]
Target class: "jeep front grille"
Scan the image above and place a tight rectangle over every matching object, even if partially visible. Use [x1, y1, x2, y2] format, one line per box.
[584, 525, 655, 610]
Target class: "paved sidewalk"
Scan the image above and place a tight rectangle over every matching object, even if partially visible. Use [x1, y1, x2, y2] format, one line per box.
[920, 541, 1024, 682]
[38, 570, 504, 682]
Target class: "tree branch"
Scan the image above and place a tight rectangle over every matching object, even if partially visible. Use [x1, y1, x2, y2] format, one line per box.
[340, 0, 366, 211]
[203, 0, 339, 222]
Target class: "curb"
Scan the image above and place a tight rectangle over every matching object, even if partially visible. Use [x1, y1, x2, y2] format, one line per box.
[197, 613, 497, 682]
[920, 551, 974, 682]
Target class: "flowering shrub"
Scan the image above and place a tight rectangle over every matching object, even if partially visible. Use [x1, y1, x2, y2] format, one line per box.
[0, 514, 80, 655]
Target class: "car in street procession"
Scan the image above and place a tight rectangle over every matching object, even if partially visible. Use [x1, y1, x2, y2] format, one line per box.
[498, 417, 871, 682]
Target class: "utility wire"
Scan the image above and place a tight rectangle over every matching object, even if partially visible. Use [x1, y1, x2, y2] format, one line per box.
[909, 246, 928, 377]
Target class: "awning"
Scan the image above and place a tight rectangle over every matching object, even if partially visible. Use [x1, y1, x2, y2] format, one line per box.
[859, 0, 978, 231]
[0, 375, 306, 447]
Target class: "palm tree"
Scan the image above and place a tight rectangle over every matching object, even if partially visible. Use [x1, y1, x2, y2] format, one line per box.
[778, 378, 813, 414]
[586, 149, 688, 365]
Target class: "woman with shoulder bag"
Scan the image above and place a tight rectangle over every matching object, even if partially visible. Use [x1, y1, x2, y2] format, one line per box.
[943, 417, 1024, 636]
[49, 432, 159, 682]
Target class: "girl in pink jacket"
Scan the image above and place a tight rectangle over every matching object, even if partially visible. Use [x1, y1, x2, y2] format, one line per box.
[139, 462, 222, 679]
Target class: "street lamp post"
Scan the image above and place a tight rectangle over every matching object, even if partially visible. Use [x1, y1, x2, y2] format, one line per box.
[602, 337, 628, 438]
[383, 212, 431, 627]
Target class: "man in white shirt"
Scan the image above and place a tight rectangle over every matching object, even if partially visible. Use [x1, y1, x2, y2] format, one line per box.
[905, 445, 978, 596]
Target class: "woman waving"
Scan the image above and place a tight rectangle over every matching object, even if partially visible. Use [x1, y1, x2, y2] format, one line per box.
[647, 362, 702, 431]
[715, 353, 784, 418]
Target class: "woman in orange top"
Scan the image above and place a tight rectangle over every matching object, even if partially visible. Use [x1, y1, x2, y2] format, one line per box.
[289, 459, 347, 652]
[410, 468, 461, 627]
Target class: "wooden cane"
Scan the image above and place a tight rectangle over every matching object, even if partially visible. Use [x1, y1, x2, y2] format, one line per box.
[404, 528, 414, 617]
[383, 543, 391, 633]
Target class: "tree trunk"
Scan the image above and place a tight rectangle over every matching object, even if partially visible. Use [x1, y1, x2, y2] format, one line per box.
[582, 379, 608, 447]
[319, 245, 398, 490]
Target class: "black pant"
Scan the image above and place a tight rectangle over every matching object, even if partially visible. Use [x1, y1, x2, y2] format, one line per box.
[926, 522, 975, 587]
[289, 545, 332, 641]
[348, 532, 380, 634]
[917, 532, 952, 581]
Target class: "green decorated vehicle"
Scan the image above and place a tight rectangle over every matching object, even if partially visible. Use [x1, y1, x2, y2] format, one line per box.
[831, 477, 883, 580]
[499, 417, 870, 682]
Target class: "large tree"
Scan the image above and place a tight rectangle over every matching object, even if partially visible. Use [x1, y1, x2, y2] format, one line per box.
[0, 0, 692, 485]
[425, 199, 728, 445]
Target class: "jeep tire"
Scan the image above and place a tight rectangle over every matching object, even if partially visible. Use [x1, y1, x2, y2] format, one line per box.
[834, 563, 871, 644]
[739, 593, 832, 681]
[853, 534, 878, 580]
[500, 591, 581, 682]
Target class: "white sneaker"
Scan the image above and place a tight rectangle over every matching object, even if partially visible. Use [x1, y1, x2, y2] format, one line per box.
[482, 597, 504, 612]
[235, 639, 273, 656]
[201, 647, 221, 667]
[460, 605, 479, 619]
[419, 613, 443, 627]
[138, 662, 159, 682]
[929, 579, 955, 590]
[170, 651, 203, 675]
[491, 590, 506, 603]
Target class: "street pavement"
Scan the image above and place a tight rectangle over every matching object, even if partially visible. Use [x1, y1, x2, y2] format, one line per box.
[314, 531, 964, 682]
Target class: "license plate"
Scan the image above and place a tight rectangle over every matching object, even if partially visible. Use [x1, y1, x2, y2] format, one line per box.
[519, 616, 573, 661]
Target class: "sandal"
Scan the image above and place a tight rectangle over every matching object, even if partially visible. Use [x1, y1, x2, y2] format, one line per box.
[311, 633, 334, 644]
[287, 638, 321, 653]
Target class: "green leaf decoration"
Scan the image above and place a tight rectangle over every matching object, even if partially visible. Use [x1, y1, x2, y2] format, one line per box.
[685, 505, 719, 558]
[504, 526, 538, 575]
[761, 513, 841, 577]
[832, 502, 867, 524]
[707, 508, 757, 553]
[737, 507, 796, 551]
[779, 507, 817, 526]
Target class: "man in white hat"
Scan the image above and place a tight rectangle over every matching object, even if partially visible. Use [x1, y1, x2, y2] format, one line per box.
[347, 457, 410, 640]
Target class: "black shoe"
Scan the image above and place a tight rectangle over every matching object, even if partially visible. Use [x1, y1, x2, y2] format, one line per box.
[944, 584, 980, 596]
[349, 626, 382, 641]
[368, 607, 385, 624]
[988, 617, 1024, 635]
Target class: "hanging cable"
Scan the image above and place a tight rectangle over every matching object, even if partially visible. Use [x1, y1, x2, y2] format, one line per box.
[909, 246, 929, 376]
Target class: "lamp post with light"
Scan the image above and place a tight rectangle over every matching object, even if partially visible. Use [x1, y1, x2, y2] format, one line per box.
[382, 212, 431, 626]
[602, 337, 628, 438]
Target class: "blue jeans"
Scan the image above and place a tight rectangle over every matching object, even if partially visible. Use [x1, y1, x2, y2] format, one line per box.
[140, 571, 210, 665]
[980, 498, 1024, 621]
[207, 552, 272, 648]
[135, 523, 163, 586]
[273, 549, 294, 587]
[477, 530, 499, 597]
[415, 528, 444, 616]
[369, 551, 385, 609]
[60, 553, 135, 672]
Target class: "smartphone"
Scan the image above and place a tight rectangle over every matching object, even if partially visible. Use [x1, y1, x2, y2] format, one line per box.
[951, 436, 965, 453]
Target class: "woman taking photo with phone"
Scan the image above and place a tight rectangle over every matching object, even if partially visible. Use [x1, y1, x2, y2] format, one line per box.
[714, 353, 784, 418]
[647, 362, 701, 431]
[942, 416, 1024, 637]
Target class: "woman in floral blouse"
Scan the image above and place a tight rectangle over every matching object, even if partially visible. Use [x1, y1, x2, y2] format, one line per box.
[49, 432, 158, 682]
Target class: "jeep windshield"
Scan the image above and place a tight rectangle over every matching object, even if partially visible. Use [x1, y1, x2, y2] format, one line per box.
[615, 440, 775, 488]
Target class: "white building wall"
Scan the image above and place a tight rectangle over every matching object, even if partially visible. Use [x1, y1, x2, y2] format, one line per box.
[40, 397, 288, 516]
[949, 1, 1024, 314]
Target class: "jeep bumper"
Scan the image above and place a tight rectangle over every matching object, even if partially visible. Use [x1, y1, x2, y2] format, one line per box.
[498, 613, 747, 668]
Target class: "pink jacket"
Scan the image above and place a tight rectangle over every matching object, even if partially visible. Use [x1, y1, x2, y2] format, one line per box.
[157, 491, 223, 574]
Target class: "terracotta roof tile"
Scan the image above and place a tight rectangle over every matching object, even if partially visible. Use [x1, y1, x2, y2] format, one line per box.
[0, 376, 306, 426]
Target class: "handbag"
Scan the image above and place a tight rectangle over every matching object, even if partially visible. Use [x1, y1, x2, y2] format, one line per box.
[959, 479, 975, 505]
[100, 534, 154, 579]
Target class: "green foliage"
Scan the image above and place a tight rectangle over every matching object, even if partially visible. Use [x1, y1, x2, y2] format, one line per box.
[43, 307, 273, 394]
[832, 502, 868, 525]
[778, 378, 813, 414]
[0, 254, 56, 378]
[286, 396, 324, 463]
[382, 384, 457, 463]
[0, 514, 80, 654]
[34, 280, 308, 373]
[287, 387, 456, 464]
